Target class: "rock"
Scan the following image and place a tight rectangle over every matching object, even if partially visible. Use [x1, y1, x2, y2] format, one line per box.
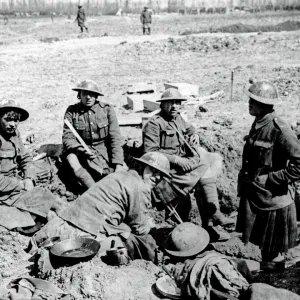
[284, 91, 289, 96]
[245, 283, 300, 300]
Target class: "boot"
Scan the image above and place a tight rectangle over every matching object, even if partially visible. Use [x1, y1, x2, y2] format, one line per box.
[74, 167, 95, 190]
[199, 178, 235, 227]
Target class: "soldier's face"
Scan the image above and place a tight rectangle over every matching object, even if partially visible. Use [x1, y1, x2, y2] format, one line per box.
[160, 100, 182, 117]
[0, 112, 20, 135]
[81, 90, 98, 107]
[248, 98, 271, 117]
[143, 166, 162, 189]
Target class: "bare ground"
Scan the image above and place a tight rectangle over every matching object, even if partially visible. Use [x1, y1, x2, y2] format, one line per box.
[1, 11, 300, 299]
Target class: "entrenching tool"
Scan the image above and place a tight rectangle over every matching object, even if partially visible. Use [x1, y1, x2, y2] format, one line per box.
[64, 119, 104, 175]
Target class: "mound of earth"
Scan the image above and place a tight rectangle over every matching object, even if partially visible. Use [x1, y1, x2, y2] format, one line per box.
[40, 257, 161, 300]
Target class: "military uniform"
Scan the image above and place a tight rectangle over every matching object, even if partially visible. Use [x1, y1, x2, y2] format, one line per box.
[143, 109, 228, 229]
[236, 112, 300, 256]
[76, 7, 88, 33]
[140, 7, 152, 35]
[143, 110, 208, 193]
[62, 100, 124, 180]
[0, 123, 56, 230]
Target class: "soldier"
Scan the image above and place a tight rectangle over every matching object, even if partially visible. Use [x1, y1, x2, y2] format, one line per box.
[236, 80, 300, 263]
[0, 100, 62, 233]
[62, 80, 124, 191]
[75, 5, 88, 33]
[32, 152, 171, 263]
[140, 6, 152, 35]
[143, 88, 234, 241]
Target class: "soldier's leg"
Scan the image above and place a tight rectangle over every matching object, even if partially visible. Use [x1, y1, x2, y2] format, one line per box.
[66, 153, 95, 190]
[143, 27, 146, 35]
[196, 149, 234, 226]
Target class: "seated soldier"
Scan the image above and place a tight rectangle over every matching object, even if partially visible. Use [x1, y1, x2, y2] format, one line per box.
[0, 100, 62, 233]
[143, 88, 234, 241]
[62, 79, 125, 190]
[31, 152, 171, 264]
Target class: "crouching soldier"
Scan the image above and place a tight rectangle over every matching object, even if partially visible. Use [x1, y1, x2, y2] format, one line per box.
[0, 100, 62, 233]
[143, 89, 234, 241]
[31, 152, 171, 266]
[62, 79, 125, 190]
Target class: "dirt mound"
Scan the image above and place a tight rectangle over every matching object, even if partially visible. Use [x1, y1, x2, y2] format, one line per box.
[216, 20, 300, 33]
[0, 230, 31, 286]
[40, 257, 161, 300]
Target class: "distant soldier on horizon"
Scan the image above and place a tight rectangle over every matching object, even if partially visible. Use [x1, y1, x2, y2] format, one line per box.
[4, 13, 9, 25]
[140, 6, 152, 35]
[75, 5, 89, 33]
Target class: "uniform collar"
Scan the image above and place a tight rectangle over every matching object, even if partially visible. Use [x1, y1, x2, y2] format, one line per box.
[79, 101, 99, 113]
[254, 111, 276, 130]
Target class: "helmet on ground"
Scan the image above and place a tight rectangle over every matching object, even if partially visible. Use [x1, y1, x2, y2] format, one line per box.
[134, 152, 171, 178]
[157, 88, 187, 102]
[164, 222, 209, 257]
[72, 80, 104, 96]
[0, 100, 29, 121]
[244, 80, 280, 105]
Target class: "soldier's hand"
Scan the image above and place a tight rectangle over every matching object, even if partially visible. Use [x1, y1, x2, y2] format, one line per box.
[114, 164, 125, 172]
[77, 147, 96, 159]
[23, 179, 34, 191]
[189, 134, 200, 147]
[174, 156, 193, 172]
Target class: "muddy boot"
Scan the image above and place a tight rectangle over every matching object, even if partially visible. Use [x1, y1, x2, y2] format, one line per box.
[74, 167, 95, 190]
[199, 178, 235, 227]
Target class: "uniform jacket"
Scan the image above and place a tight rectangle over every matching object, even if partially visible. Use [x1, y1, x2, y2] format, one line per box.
[59, 170, 152, 236]
[76, 8, 86, 25]
[62, 100, 124, 166]
[143, 111, 195, 163]
[140, 9, 152, 24]
[239, 112, 300, 210]
[0, 130, 35, 204]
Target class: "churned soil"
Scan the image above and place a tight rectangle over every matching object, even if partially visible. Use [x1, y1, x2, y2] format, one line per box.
[1, 11, 300, 299]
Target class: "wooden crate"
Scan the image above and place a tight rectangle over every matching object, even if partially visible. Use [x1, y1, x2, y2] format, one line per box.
[127, 94, 145, 112]
[127, 82, 156, 94]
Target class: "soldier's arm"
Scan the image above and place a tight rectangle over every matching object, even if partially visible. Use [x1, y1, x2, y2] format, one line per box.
[268, 125, 300, 187]
[143, 119, 176, 163]
[16, 131, 36, 181]
[107, 105, 124, 166]
[62, 106, 82, 151]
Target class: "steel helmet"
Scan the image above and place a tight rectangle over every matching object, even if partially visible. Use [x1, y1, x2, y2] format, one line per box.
[0, 100, 29, 121]
[164, 222, 210, 257]
[134, 152, 171, 178]
[244, 80, 280, 105]
[72, 80, 104, 96]
[157, 88, 187, 102]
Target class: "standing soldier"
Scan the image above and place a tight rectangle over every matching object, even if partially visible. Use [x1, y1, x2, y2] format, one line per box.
[4, 13, 9, 25]
[143, 88, 234, 241]
[140, 6, 152, 35]
[62, 79, 125, 191]
[236, 80, 300, 264]
[75, 5, 88, 33]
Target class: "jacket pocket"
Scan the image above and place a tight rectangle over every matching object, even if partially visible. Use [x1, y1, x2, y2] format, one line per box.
[161, 129, 177, 149]
[253, 140, 273, 166]
[74, 121, 86, 131]
[97, 122, 109, 139]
